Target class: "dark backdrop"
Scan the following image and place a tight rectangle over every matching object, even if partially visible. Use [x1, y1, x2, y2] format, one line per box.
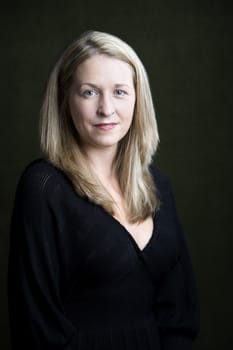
[1, 1, 233, 349]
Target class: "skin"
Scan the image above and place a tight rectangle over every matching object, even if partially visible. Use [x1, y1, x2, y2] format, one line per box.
[68, 54, 153, 250]
[69, 54, 136, 155]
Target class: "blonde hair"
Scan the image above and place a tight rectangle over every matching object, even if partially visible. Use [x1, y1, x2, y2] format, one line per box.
[40, 30, 159, 222]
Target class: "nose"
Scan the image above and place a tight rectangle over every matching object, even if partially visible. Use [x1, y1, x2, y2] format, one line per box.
[97, 93, 115, 117]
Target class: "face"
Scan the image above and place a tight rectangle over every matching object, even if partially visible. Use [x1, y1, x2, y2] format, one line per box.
[68, 54, 136, 154]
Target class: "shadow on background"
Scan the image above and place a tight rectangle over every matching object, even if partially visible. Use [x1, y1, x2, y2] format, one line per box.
[1, 1, 233, 348]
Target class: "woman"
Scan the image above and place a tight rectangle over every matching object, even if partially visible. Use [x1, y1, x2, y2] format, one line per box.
[8, 30, 199, 349]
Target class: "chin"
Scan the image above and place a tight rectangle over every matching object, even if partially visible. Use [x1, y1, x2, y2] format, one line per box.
[93, 138, 121, 148]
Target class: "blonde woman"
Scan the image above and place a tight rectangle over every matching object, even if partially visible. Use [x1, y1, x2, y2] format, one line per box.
[8, 31, 199, 349]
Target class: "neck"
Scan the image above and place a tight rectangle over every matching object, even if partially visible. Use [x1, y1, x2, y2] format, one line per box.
[83, 144, 125, 216]
[83, 145, 117, 181]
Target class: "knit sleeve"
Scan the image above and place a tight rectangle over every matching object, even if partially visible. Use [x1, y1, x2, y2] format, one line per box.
[8, 162, 79, 350]
[152, 168, 200, 350]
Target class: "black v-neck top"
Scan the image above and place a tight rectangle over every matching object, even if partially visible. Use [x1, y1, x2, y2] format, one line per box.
[8, 159, 200, 350]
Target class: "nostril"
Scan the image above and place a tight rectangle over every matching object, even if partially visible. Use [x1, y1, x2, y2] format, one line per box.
[97, 106, 115, 117]
[97, 109, 115, 117]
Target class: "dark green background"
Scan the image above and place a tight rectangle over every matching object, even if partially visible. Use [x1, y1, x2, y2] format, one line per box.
[1, 1, 233, 349]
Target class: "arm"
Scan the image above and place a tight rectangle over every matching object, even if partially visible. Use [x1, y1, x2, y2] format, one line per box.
[152, 169, 200, 349]
[155, 223, 200, 349]
[8, 163, 79, 349]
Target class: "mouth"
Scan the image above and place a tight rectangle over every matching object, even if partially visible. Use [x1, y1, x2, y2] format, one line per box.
[94, 123, 118, 131]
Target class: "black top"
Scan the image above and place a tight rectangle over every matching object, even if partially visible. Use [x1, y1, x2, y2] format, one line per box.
[8, 159, 200, 350]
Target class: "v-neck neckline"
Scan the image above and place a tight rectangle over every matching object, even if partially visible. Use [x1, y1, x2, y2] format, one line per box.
[102, 207, 157, 253]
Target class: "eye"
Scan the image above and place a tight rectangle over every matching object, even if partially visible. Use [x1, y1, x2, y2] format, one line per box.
[114, 89, 126, 97]
[82, 90, 97, 97]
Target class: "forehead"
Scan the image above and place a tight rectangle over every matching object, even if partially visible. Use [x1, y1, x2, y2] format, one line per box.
[74, 54, 135, 85]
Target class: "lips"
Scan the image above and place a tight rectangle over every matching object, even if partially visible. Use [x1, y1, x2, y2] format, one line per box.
[94, 123, 118, 131]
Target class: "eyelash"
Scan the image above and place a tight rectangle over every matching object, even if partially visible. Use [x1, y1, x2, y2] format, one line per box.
[81, 89, 128, 98]
[82, 90, 97, 97]
[114, 89, 127, 97]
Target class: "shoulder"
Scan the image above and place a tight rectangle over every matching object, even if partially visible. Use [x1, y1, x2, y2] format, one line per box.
[20, 158, 65, 182]
[149, 163, 180, 219]
[15, 158, 72, 202]
[149, 163, 173, 197]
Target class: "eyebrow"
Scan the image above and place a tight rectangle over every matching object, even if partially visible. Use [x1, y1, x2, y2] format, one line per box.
[79, 83, 132, 89]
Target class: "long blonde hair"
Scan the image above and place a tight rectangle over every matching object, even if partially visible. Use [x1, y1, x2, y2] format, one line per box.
[40, 30, 159, 222]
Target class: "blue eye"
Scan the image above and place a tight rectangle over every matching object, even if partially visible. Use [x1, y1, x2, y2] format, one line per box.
[115, 89, 126, 96]
[83, 90, 97, 97]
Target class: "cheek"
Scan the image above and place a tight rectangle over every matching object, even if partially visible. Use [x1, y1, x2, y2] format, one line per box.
[69, 100, 88, 125]
[123, 100, 135, 122]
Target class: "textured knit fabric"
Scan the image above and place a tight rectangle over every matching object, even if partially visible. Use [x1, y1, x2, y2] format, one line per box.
[8, 159, 200, 349]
